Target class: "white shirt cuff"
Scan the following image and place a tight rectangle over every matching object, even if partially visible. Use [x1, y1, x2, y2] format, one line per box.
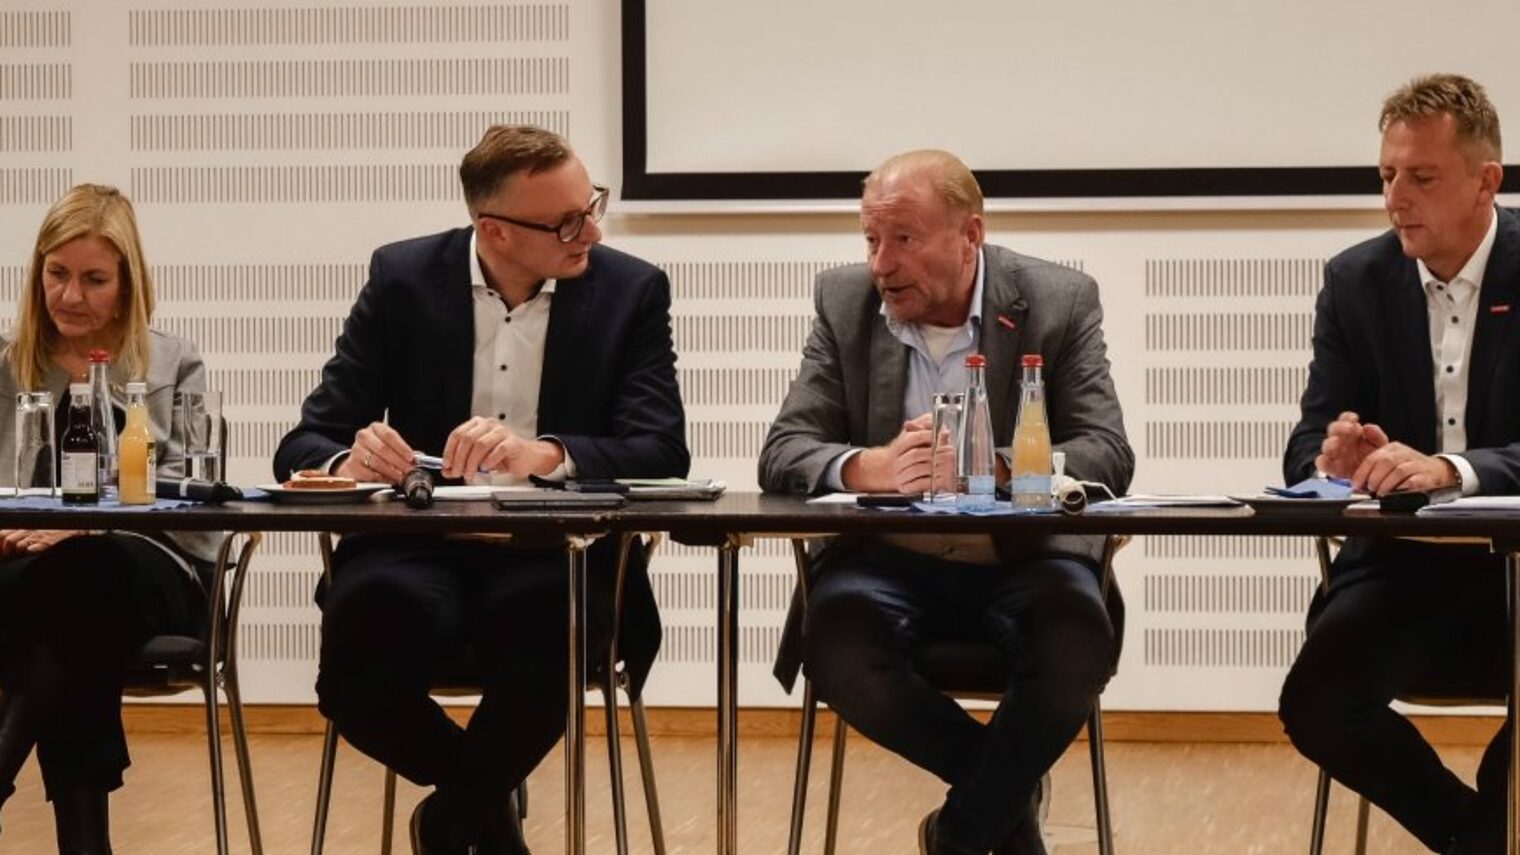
[535, 436, 576, 482]
[1437, 453, 1480, 496]
[823, 448, 862, 492]
[323, 451, 349, 475]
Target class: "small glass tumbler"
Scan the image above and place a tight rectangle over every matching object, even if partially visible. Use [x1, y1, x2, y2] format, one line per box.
[15, 391, 56, 498]
[926, 392, 963, 503]
[175, 390, 222, 482]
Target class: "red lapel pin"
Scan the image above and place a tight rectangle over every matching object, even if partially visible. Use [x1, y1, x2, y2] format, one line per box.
[1491, 304, 1511, 315]
[996, 314, 1017, 331]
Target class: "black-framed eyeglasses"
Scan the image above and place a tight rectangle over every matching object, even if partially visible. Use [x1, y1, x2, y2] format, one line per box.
[476, 184, 609, 243]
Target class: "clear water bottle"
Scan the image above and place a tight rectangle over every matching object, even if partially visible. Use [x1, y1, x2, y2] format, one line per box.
[956, 353, 997, 510]
[1011, 353, 1054, 509]
[87, 349, 118, 501]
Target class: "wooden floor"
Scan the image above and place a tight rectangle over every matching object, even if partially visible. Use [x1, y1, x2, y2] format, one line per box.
[0, 730, 1485, 854]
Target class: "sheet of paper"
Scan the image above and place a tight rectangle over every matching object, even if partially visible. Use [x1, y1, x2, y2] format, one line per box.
[431, 485, 502, 501]
[807, 493, 864, 504]
[1095, 494, 1243, 507]
[1419, 496, 1520, 513]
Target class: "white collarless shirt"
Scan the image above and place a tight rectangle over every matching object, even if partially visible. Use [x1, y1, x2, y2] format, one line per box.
[1417, 206, 1498, 495]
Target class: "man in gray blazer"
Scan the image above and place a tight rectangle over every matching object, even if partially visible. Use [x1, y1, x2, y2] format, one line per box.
[759, 149, 1132, 855]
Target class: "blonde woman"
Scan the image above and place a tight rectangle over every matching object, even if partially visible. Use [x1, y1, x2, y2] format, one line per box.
[0, 184, 218, 851]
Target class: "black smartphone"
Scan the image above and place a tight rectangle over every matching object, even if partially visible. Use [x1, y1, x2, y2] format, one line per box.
[855, 493, 917, 508]
[1379, 486, 1460, 513]
[491, 491, 626, 511]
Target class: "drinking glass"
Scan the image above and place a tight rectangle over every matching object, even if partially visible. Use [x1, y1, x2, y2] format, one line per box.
[175, 390, 222, 482]
[926, 392, 963, 503]
[14, 392, 56, 498]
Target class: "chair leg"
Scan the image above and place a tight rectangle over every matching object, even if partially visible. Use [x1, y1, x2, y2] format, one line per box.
[1353, 795, 1370, 855]
[203, 685, 231, 855]
[381, 768, 397, 855]
[1087, 702, 1115, 855]
[1308, 768, 1331, 855]
[823, 713, 848, 855]
[603, 678, 631, 855]
[310, 720, 340, 855]
[629, 692, 668, 855]
[786, 680, 818, 855]
[223, 667, 264, 855]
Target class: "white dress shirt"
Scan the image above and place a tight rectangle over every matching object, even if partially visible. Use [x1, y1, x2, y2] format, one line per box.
[1417, 206, 1497, 495]
[468, 232, 574, 485]
[324, 234, 576, 482]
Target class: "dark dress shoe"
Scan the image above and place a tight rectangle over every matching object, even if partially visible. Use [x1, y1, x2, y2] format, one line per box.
[992, 777, 1047, 855]
[476, 789, 531, 855]
[918, 809, 984, 855]
[410, 793, 475, 855]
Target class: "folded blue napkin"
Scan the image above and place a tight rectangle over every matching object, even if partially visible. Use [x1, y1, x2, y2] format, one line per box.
[908, 500, 1058, 516]
[1263, 477, 1354, 500]
[0, 496, 197, 511]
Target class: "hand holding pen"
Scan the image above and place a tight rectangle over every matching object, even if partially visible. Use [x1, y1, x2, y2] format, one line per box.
[430, 416, 567, 480]
[339, 422, 415, 484]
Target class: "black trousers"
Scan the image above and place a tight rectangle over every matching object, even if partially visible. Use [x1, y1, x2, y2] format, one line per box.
[316, 535, 595, 818]
[1279, 546, 1511, 853]
[801, 542, 1115, 851]
[0, 533, 202, 799]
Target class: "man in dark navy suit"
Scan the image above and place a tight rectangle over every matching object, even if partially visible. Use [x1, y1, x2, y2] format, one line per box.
[1279, 75, 1513, 855]
[275, 125, 687, 854]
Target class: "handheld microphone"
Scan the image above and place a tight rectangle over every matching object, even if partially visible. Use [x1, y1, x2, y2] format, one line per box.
[156, 478, 242, 504]
[400, 467, 435, 509]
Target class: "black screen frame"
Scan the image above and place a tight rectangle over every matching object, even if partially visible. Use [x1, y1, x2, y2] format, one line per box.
[620, 0, 1518, 203]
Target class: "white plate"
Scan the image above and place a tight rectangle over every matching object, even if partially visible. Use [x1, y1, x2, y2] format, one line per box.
[1231, 494, 1361, 515]
[256, 483, 392, 505]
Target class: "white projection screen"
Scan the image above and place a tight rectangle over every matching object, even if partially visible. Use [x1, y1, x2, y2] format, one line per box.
[622, 0, 1520, 204]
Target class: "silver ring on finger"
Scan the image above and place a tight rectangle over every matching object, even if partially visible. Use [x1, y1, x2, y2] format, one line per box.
[365, 451, 374, 469]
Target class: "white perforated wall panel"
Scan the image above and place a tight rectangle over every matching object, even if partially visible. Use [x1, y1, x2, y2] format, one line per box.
[0, 2, 1402, 711]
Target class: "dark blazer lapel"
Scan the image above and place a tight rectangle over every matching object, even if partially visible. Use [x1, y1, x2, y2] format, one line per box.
[440, 231, 477, 436]
[1464, 209, 1520, 442]
[980, 252, 1027, 432]
[1384, 258, 1438, 451]
[539, 269, 594, 432]
[866, 308, 907, 446]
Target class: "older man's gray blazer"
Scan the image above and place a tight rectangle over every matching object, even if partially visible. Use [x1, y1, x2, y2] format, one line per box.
[758, 243, 1134, 690]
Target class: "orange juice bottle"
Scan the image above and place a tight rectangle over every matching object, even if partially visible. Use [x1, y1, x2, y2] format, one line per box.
[1011, 354, 1053, 509]
[118, 382, 155, 505]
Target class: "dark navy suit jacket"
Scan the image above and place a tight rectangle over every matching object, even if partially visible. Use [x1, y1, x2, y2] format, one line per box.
[1285, 207, 1520, 583]
[274, 227, 689, 694]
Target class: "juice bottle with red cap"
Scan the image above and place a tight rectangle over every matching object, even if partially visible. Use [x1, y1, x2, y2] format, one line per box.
[1011, 354, 1053, 509]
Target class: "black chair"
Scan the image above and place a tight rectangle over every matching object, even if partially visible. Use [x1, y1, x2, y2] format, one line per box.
[123, 529, 265, 855]
[308, 531, 668, 855]
[123, 415, 264, 854]
[1305, 536, 1506, 855]
[784, 535, 1126, 855]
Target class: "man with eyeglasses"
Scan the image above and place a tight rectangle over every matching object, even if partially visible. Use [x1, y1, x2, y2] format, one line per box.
[274, 124, 687, 854]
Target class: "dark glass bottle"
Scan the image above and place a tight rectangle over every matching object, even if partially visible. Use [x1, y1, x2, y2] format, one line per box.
[61, 383, 100, 505]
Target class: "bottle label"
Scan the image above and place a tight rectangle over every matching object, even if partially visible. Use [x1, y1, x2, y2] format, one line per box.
[1011, 474, 1053, 508]
[956, 475, 997, 510]
[61, 451, 98, 493]
[965, 474, 996, 495]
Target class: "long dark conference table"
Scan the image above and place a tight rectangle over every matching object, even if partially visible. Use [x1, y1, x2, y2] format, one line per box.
[1, 494, 1516, 855]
